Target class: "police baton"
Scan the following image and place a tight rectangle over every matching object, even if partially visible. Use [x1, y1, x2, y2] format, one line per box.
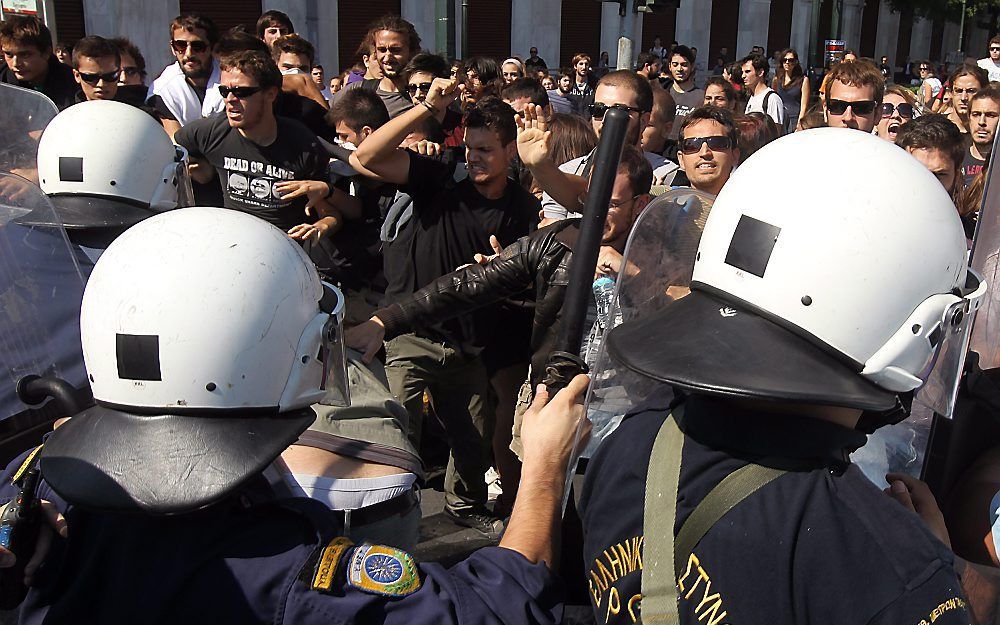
[542, 106, 631, 393]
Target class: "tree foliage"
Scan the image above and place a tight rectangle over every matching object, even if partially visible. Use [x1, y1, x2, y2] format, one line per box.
[886, 0, 1000, 24]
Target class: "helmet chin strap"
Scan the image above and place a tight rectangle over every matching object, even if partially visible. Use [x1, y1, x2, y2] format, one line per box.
[856, 392, 912, 434]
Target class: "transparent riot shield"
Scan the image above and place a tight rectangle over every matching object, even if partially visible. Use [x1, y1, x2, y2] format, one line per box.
[0, 84, 58, 182]
[969, 151, 1000, 370]
[577, 189, 716, 461]
[0, 174, 86, 421]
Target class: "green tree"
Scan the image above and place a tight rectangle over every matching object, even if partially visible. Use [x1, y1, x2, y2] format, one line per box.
[886, 0, 999, 26]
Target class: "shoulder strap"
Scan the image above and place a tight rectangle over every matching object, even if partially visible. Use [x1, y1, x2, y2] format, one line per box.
[641, 409, 787, 622]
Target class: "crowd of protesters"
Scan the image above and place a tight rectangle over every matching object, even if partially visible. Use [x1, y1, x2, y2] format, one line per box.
[6, 8, 1000, 622]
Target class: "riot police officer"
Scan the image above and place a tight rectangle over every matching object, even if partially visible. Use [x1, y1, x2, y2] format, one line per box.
[0, 207, 588, 624]
[579, 128, 980, 624]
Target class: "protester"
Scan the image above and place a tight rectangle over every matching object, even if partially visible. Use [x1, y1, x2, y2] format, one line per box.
[676, 106, 740, 195]
[734, 112, 779, 162]
[146, 13, 223, 132]
[962, 86, 1000, 186]
[946, 63, 989, 134]
[978, 36, 1000, 83]
[351, 79, 538, 538]
[875, 84, 917, 143]
[703, 75, 739, 111]
[823, 59, 885, 133]
[329, 74, 343, 94]
[174, 49, 343, 238]
[403, 52, 463, 146]
[541, 75, 555, 90]
[336, 16, 418, 119]
[501, 58, 525, 85]
[110, 36, 146, 86]
[70, 36, 121, 102]
[665, 46, 705, 146]
[741, 52, 784, 126]
[571, 53, 594, 99]
[464, 56, 502, 106]
[272, 34, 314, 75]
[547, 68, 578, 115]
[918, 60, 943, 113]
[636, 51, 676, 155]
[53, 41, 72, 65]
[0, 15, 78, 109]
[525, 47, 546, 74]
[772, 48, 809, 132]
[896, 113, 965, 202]
[256, 9, 294, 47]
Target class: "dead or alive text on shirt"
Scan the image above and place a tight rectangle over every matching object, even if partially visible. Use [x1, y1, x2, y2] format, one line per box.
[223, 157, 295, 208]
[588, 536, 731, 625]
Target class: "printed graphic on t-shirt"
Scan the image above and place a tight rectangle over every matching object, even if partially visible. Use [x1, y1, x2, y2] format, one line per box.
[223, 157, 295, 210]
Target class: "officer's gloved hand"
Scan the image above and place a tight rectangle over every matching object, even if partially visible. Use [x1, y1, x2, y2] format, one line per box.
[0, 499, 67, 585]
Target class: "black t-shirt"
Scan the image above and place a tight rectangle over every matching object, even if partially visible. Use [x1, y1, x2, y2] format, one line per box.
[382, 153, 538, 354]
[174, 113, 328, 231]
[579, 392, 971, 625]
[962, 148, 987, 187]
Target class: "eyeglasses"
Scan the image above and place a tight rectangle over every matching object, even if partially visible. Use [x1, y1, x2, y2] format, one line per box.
[406, 81, 432, 95]
[608, 195, 640, 210]
[120, 66, 142, 78]
[588, 102, 645, 120]
[782, 57, 797, 64]
[77, 69, 120, 84]
[881, 102, 915, 119]
[827, 99, 877, 116]
[170, 39, 209, 54]
[680, 136, 733, 154]
[218, 85, 263, 99]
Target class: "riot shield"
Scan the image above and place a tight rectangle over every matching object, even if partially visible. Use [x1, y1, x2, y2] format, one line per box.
[578, 189, 716, 460]
[0, 173, 86, 423]
[969, 148, 1000, 370]
[0, 84, 58, 182]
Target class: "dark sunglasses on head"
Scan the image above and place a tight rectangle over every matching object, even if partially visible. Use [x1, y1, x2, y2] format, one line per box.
[78, 69, 120, 84]
[680, 136, 733, 154]
[218, 85, 263, 99]
[171, 39, 209, 54]
[881, 102, 914, 119]
[406, 81, 432, 95]
[588, 102, 644, 120]
[827, 98, 877, 116]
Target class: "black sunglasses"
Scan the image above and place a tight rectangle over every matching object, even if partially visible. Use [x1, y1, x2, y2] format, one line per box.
[827, 99, 878, 116]
[881, 102, 915, 119]
[588, 102, 644, 120]
[406, 81, 432, 95]
[992, 47, 1000, 52]
[782, 57, 797, 63]
[78, 69, 120, 84]
[680, 136, 733, 154]
[171, 39, 209, 54]
[218, 85, 263, 99]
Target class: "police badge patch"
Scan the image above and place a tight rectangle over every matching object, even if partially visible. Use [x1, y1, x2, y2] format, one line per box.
[346, 543, 421, 597]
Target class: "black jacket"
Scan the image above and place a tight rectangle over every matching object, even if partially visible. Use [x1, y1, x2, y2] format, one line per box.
[376, 218, 579, 384]
[0, 54, 78, 110]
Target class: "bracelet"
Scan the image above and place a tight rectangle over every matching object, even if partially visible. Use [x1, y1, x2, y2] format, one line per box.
[324, 182, 336, 200]
[420, 99, 436, 114]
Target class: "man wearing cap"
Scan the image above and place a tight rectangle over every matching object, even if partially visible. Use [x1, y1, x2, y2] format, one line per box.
[577, 129, 977, 623]
[0, 207, 589, 624]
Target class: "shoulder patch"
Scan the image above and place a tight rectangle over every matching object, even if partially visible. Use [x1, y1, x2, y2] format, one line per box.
[310, 536, 354, 593]
[346, 543, 421, 597]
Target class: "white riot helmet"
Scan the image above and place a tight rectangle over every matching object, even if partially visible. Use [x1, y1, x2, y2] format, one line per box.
[34, 100, 192, 229]
[607, 128, 984, 423]
[39, 207, 350, 514]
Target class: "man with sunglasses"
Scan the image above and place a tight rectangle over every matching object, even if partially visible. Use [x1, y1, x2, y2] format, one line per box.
[823, 59, 884, 133]
[540, 70, 677, 222]
[402, 52, 463, 147]
[0, 15, 78, 110]
[70, 36, 121, 103]
[676, 107, 739, 197]
[146, 14, 224, 129]
[174, 50, 341, 243]
[963, 86, 1000, 187]
[978, 36, 1000, 83]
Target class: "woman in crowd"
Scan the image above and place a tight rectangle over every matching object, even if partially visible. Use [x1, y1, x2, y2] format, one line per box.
[771, 48, 810, 133]
[919, 60, 943, 113]
[876, 85, 918, 143]
[501, 57, 525, 85]
[703, 76, 740, 112]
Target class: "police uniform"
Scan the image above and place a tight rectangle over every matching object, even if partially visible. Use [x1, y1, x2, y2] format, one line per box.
[0, 448, 562, 625]
[579, 391, 971, 625]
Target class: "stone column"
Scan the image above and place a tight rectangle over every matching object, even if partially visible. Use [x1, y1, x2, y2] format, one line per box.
[401, 0, 437, 53]
[675, 0, 712, 65]
[83, 0, 180, 77]
[789, 0, 814, 62]
[941, 19, 962, 62]
[839, 0, 864, 52]
[873, 0, 899, 63]
[511, 0, 560, 67]
[908, 16, 933, 64]
[600, 3, 643, 69]
[737, 0, 772, 56]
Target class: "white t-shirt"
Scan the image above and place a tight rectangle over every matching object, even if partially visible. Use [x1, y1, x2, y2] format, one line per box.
[978, 57, 1000, 83]
[746, 87, 786, 127]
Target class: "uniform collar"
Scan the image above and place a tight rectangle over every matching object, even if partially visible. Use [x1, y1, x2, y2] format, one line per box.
[675, 394, 868, 471]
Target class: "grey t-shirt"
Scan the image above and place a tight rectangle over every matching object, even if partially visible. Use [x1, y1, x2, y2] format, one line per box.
[337, 79, 414, 119]
[668, 85, 706, 141]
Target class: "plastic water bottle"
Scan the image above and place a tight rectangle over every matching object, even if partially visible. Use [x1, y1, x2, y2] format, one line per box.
[592, 275, 616, 328]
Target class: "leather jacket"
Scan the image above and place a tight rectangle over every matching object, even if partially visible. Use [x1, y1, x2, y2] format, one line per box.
[376, 218, 581, 383]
